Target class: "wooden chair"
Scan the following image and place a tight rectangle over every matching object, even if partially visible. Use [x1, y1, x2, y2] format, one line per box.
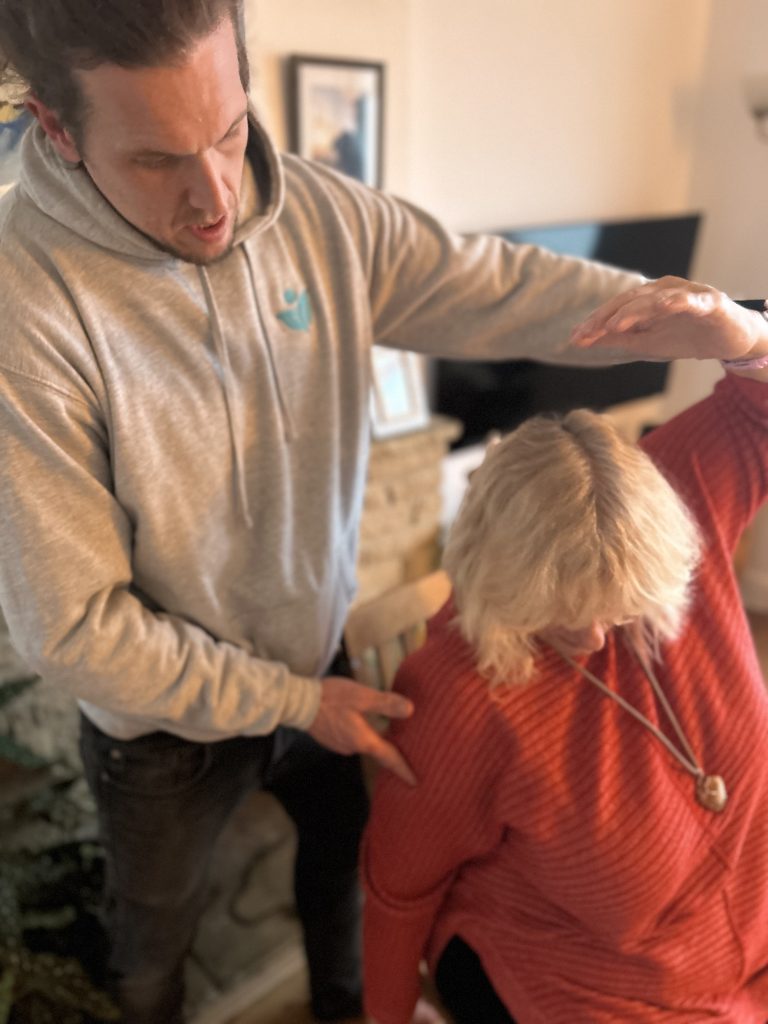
[344, 569, 452, 690]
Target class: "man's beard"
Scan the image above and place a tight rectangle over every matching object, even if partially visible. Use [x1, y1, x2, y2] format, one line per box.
[159, 228, 237, 265]
[82, 161, 237, 266]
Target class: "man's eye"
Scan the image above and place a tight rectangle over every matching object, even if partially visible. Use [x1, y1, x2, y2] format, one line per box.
[224, 120, 246, 142]
[137, 155, 175, 169]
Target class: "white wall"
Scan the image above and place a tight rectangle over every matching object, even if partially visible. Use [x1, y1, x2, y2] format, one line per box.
[408, 0, 712, 231]
[689, 0, 768, 294]
[663, 0, 768, 419]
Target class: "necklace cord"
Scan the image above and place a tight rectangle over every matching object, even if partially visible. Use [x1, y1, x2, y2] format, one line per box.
[552, 643, 704, 780]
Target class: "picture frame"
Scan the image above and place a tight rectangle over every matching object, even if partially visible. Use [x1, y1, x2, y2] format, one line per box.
[287, 55, 385, 189]
[369, 348, 430, 440]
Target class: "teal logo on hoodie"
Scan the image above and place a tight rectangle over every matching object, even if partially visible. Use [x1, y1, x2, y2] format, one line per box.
[277, 289, 313, 332]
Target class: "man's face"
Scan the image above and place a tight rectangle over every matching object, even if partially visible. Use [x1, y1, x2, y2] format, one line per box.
[72, 18, 249, 264]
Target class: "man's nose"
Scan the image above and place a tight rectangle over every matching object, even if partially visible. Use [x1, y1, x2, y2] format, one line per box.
[186, 152, 227, 217]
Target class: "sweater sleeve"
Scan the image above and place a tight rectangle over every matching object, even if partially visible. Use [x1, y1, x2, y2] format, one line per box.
[362, 649, 507, 1024]
[640, 372, 768, 557]
[0, 369, 321, 736]
[287, 156, 645, 367]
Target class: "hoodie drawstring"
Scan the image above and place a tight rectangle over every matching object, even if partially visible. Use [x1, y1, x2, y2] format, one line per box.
[243, 246, 297, 444]
[198, 265, 254, 529]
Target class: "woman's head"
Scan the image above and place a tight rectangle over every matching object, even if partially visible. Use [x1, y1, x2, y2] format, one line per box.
[442, 409, 702, 684]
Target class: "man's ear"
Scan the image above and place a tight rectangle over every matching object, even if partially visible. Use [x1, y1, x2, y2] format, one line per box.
[25, 96, 81, 162]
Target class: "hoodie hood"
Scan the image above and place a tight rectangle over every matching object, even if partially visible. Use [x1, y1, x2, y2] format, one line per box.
[18, 110, 284, 263]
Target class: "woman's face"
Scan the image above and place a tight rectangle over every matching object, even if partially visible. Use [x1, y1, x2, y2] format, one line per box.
[539, 615, 638, 657]
[539, 622, 610, 657]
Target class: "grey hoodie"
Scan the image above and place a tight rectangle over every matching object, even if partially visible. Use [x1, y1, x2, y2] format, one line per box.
[0, 117, 640, 741]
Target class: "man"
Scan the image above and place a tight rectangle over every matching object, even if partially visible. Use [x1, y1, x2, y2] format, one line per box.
[0, 1, 650, 1022]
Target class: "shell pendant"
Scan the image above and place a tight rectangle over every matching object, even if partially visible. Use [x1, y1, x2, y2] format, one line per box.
[696, 774, 728, 813]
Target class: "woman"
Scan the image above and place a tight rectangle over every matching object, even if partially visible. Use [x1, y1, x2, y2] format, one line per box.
[362, 279, 768, 1023]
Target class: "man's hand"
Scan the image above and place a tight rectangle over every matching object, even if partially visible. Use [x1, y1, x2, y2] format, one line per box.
[570, 276, 768, 362]
[308, 676, 417, 785]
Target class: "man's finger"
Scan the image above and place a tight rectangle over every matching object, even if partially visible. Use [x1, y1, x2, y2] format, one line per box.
[365, 689, 414, 720]
[602, 289, 704, 334]
[576, 296, 675, 344]
[366, 731, 417, 786]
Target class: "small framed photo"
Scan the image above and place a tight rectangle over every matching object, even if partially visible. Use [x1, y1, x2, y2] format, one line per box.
[288, 55, 385, 188]
[370, 348, 430, 440]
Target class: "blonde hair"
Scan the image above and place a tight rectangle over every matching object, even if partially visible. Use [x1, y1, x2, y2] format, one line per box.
[442, 410, 702, 685]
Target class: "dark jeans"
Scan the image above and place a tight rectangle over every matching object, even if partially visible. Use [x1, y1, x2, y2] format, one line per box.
[79, 692, 369, 1024]
[435, 936, 515, 1024]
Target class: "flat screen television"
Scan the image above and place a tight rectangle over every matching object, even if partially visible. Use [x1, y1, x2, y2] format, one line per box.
[432, 212, 702, 447]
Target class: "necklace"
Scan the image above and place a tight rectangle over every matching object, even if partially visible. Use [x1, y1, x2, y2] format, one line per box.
[554, 645, 728, 813]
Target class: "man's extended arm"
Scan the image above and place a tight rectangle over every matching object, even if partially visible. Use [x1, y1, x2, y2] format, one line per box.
[288, 155, 645, 367]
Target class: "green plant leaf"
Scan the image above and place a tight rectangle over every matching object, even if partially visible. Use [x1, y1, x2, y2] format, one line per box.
[0, 966, 15, 1024]
[21, 907, 77, 932]
[0, 737, 47, 770]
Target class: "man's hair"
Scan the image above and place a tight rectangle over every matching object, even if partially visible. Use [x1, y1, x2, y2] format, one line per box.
[442, 409, 702, 685]
[0, 0, 250, 145]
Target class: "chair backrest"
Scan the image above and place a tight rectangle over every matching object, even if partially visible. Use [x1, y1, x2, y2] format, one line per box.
[344, 570, 452, 690]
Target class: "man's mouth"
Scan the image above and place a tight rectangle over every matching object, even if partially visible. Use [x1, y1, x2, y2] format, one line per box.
[187, 215, 228, 242]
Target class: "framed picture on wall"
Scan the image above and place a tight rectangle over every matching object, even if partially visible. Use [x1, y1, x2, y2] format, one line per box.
[287, 55, 385, 188]
[370, 348, 430, 440]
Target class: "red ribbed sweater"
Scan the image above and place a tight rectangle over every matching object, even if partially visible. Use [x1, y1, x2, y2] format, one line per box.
[363, 373, 768, 1024]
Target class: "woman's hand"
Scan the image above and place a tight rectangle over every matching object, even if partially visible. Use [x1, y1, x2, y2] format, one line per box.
[570, 276, 768, 363]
